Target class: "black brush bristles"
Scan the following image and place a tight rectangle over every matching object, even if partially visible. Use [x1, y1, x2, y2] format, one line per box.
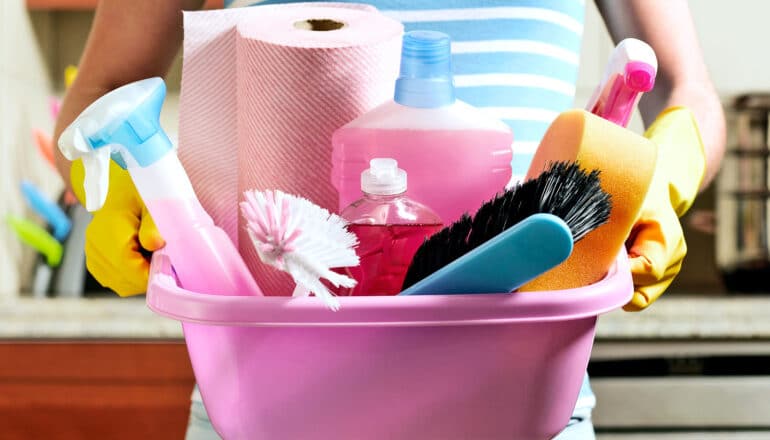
[401, 161, 612, 290]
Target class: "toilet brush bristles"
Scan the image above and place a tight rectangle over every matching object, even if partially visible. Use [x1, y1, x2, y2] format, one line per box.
[240, 189, 359, 311]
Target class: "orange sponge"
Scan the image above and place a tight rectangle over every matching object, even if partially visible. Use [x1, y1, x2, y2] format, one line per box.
[519, 109, 658, 291]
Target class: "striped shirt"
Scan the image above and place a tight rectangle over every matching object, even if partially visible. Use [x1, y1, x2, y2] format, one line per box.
[224, 0, 585, 181]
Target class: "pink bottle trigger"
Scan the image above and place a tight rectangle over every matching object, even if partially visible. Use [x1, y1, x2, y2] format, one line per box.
[586, 38, 658, 128]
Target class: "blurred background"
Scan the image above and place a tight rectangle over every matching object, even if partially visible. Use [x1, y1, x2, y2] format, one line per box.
[1, 0, 769, 439]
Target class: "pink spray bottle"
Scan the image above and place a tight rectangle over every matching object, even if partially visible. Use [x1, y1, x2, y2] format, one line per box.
[58, 77, 262, 297]
[585, 38, 658, 127]
[332, 31, 513, 225]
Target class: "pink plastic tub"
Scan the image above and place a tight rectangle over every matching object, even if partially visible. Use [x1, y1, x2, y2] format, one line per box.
[146, 250, 632, 440]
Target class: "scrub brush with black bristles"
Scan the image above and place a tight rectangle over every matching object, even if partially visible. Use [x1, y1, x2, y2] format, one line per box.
[401, 161, 612, 291]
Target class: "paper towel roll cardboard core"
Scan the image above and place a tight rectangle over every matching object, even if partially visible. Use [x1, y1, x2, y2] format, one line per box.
[519, 109, 658, 291]
[293, 19, 347, 31]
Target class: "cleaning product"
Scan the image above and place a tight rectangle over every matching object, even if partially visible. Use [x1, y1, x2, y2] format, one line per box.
[50, 97, 61, 121]
[33, 129, 56, 169]
[31, 256, 53, 298]
[400, 214, 573, 295]
[401, 162, 611, 295]
[178, 4, 403, 298]
[520, 109, 658, 291]
[57, 77, 262, 297]
[585, 38, 657, 127]
[241, 189, 359, 310]
[340, 158, 442, 296]
[51, 203, 90, 298]
[6, 214, 62, 267]
[6, 214, 65, 298]
[64, 65, 78, 89]
[331, 31, 512, 225]
[20, 180, 71, 241]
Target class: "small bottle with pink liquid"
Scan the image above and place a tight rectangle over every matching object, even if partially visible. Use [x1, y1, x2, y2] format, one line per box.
[339, 158, 442, 296]
[332, 31, 513, 226]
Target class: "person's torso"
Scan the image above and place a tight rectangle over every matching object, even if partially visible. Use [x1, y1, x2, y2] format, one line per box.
[224, 0, 585, 178]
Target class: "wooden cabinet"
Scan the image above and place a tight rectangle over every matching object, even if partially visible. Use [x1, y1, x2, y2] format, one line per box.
[0, 341, 195, 440]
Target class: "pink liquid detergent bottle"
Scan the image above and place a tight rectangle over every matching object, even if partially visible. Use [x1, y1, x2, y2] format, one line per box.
[332, 31, 513, 225]
[339, 158, 442, 296]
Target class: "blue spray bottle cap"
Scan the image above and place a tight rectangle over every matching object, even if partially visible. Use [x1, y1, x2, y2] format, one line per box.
[394, 31, 456, 108]
[58, 77, 173, 211]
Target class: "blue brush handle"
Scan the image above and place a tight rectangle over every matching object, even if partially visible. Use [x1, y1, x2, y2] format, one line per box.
[21, 181, 72, 242]
[399, 213, 573, 295]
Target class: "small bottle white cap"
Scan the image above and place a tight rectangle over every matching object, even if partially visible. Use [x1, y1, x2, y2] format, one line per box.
[361, 158, 407, 195]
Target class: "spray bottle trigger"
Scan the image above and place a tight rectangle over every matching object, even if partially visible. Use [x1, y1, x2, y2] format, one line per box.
[68, 124, 120, 212]
[66, 125, 111, 212]
[81, 148, 111, 212]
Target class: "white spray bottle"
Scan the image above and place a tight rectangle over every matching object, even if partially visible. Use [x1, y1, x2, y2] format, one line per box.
[58, 77, 262, 296]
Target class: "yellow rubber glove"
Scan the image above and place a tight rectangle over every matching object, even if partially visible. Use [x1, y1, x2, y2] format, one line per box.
[71, 158, 165, 296]
[624, 107, 706, 311]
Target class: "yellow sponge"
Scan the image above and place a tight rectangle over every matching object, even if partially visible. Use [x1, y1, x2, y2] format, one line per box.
[519, 109, 658, 291]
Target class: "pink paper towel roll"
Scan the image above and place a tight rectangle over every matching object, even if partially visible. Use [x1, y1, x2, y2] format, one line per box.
[179, 4, 403, 296]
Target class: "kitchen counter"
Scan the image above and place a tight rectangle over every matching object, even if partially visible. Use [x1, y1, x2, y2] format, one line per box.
[2, 294, 770, 339]
[596, 294, 770, 340]
[0, 296, 182, 339]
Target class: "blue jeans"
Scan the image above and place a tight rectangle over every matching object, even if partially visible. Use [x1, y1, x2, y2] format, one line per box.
[185, 375, 596, 439]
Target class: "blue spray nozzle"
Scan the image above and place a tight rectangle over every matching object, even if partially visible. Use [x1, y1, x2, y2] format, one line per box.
[85, 78, 172, 169]
[58, 77, 174, 211]
[394, 31, 455, 108]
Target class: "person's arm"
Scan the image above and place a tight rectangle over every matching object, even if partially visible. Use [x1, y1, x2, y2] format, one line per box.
[596, 0, 726, 191]
[53, 0, 205, 190]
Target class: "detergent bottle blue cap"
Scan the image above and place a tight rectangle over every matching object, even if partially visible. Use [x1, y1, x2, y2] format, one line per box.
[394, 31, 456, 108]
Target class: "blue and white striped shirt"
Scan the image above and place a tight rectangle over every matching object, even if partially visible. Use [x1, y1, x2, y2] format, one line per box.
[225, 0, 585, 180]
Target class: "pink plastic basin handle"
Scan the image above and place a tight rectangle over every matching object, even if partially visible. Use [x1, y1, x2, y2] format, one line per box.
[147, 249, 633, 327]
